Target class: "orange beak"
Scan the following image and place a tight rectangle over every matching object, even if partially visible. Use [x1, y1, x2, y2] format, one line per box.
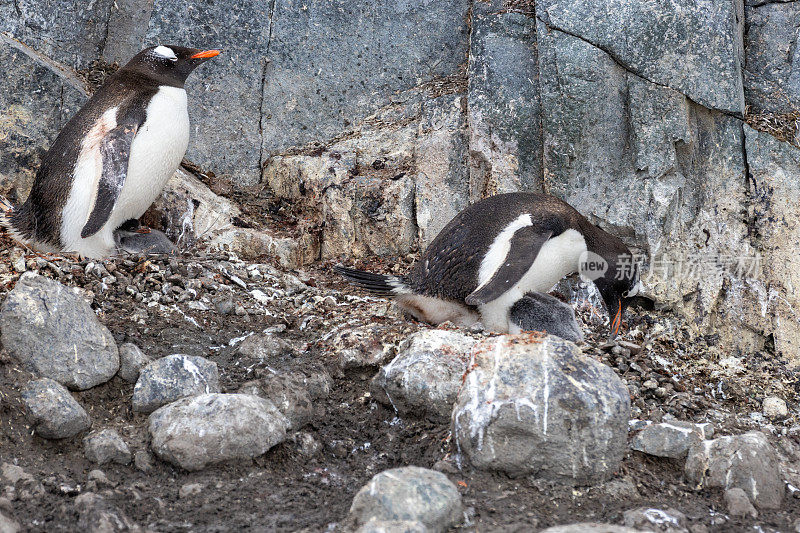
[191, 49, 221, 59]
[610, 300, 622, 338]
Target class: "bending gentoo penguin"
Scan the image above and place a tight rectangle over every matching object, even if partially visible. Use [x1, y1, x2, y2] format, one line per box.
[1, 45, 220, 258]
[334, 192, 643, 337]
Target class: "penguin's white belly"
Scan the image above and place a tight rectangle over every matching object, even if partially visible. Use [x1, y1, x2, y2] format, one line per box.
[395, 293, 480, 327]
[478, 229, 587, 333]
[113, 86, 189, 226]
[61, 86, 189, 258]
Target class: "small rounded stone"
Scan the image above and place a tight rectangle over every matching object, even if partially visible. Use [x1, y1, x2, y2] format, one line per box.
[763, 396, 789, 420]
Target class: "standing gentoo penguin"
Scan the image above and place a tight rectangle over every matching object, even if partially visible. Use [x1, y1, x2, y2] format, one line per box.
[334, 192, 643, 337]
[1, 45, 220, 258]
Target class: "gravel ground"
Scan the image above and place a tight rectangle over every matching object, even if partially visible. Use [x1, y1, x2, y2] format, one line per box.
[0, 230, 798, 532]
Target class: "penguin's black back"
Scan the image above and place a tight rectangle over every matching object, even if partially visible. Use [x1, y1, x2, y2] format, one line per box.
[408, 193, 592, 301]
[11, 70, 160, 247]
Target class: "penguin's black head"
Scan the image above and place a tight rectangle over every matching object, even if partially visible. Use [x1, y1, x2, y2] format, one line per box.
[124, 45, 221, 87]
[592, 252, 644, 340]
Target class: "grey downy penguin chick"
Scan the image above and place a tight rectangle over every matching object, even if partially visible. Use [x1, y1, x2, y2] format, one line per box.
[508, 291, 584, 343]
[1, 45, 220, 258]
[113, 219, 177, 255]
[335, 192, 643, 337]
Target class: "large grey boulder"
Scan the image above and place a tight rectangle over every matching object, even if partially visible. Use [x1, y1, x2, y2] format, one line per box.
[371, 330, 476, 423]
[468, 1, 541, 195]
[238, 373, 314, 431]
[148, 393, 288, 471]
[132, 354, 220, 414]
[508, 292, 584, 342]
[348, 467, 462, 533]
[536, 0, 745, 113]
[452, 335, 629, 484]
[21, 378, 92, 439]
[685, 431, 783, 509]
[0, 273, 119, 390]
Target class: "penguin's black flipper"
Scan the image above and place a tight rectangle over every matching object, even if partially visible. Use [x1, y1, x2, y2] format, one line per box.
[80, 112, 144, 238]
[465, 227, 553, 306]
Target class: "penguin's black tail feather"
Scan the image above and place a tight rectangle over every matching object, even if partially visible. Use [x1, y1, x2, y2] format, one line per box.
[333, 265, 410, 296]
[0, 195, 12, 214]
[0, 195, 18, 238]
[0, 197, 38, 249]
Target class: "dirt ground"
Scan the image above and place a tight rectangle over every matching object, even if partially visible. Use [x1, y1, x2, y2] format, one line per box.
[0, 231, 798, 532]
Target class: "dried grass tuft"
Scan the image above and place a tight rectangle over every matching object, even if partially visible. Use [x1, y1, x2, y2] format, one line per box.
[744, 105, 800, 149]
[77, 59, 120, 94]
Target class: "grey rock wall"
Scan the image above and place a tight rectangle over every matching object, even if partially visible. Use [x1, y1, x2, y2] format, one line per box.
[744, 125, 800, 359]
[102, 0, 155, 65]
[262, 0, 471, 157]
[0, 0, 113, 70]
[0, 37, 86, 201]
[2, 0, 800, 360]
[468, 1, 542, 196]
[534, 9, 799, 355]
[146, 0, 274, 184]
[1, 0, 471, 187]
[743, 0, 800, 113]
[536, 0, 746, 114]
[415, 94, 471, 247]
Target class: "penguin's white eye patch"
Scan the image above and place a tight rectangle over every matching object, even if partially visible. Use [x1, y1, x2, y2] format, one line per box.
[623, 282, 641, 299]
[153, 46, 178, 61]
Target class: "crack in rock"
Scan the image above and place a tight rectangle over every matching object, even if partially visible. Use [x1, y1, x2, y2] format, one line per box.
[536, 16, 743, 119]
[0, 32, 89, 96]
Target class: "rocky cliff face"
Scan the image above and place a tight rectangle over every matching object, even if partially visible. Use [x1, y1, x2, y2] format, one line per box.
[1, 0, 799, 361]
